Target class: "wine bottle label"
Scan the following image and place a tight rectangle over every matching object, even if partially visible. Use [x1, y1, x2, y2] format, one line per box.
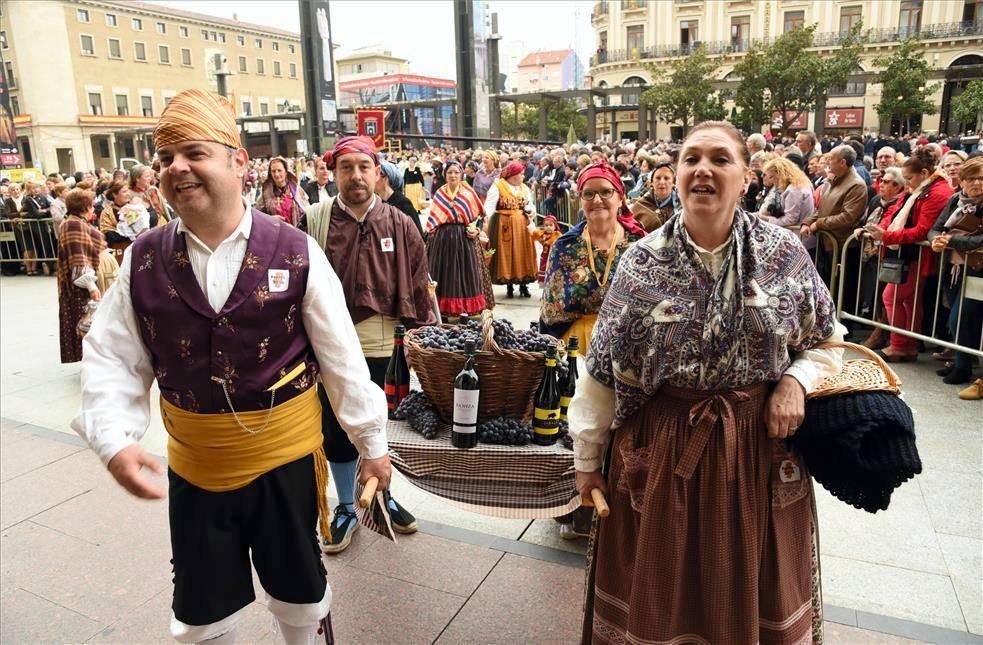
[567, 349, 578, 358]
[559, 396, 572, 419]
[453, 388, 479, 433]
[533, 407, 561, 434]
[545, 358, 557, 367]
[384, 383, 410, 409]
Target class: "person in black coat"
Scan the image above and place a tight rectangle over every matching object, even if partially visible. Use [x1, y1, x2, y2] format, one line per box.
[304, 158, 338, 204]
[376, 161, 424, 241]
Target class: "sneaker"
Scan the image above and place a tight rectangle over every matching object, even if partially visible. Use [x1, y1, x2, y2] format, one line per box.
[321, 505, 358, 554]
[958, 379, 983, 400]
[383, 490, 418, 534]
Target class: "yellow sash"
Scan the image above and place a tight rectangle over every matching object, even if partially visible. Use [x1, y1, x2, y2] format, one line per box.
[161, 386, 332, 540]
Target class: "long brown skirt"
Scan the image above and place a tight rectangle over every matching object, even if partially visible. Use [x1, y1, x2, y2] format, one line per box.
[487, 210, 537, 284]
[584, 383, 820, 645]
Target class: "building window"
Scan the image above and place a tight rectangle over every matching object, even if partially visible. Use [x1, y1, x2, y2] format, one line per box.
[134, 42, 147, 61]
[4, 61, 14, 88]
[626, 25, 644, 53]
[181, 48, 192, 66]
[238, 55, 248, 72]
[839, 6, 862, 33]
[156, 21, 166, 34]
[257, 58, 265, 74]
[179, 26, 189, 38]
[98, 139, 110, 158]
[132, 18, 143, 31]
[237, 35, 245, 46]
[289, 62, 297, 78]
[201, 29, 209, 41]
[80, 34, 95, 56]
[288, 44, 295, 54]
[731, 15, 750, 50]
[242, 99, 252, 116]
[255, 38, 263, 48]
[964, 0, 983, 24]
[108, 38, 122, 59]
[623, 0, 644, 9]
[164, 94, 174, 106]
[218, 33, 226, 43]
[898, 0, 922, 36]
[105, 13, 117, 27]
[0, 31, 7, 49]
[783, 10, 805, 32]
[273, 60, 281, 76]
[141, 95, 153, 117]
[680, 20, 698, 48]
[260, 101, 269, 116]
[77, 8, 90, 23]
[10, 95, 19, 116]
[272, 42, 279, 51]
[88, 92, 103, 115]
[159, 45, 170, 64]
[115, 94, 129, 116]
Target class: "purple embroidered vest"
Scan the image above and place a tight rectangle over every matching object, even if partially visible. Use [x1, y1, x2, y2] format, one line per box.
[130, 210, 318, 413]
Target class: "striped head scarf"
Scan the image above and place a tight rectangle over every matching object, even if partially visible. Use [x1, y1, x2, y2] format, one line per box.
[324, 136, 378, 170]
[153, 89, 240, 150]
[379, 161, 404, 191]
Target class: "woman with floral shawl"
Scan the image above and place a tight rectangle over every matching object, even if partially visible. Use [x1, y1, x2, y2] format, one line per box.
[425, 160, 487, 317]
[539, 161, 644, 345]
[254, 156, 310, 226]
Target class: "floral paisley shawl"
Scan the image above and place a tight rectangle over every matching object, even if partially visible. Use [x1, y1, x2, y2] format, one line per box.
[540, 219, 641, 339]
[586, 210, 837, 428]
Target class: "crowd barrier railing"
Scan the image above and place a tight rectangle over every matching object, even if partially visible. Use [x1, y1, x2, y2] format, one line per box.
[0, 218, 59, 265]
[531, 182, 581, 230]
[837, 234, 983, 358]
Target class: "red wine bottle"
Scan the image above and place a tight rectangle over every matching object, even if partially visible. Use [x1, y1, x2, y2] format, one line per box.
[532, 345, 560, 445]
[452, 341, 479, 449]
[384, 325, 410, 419]
[558, 336, 579, 421]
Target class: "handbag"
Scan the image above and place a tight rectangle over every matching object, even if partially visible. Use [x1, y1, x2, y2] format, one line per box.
[877, 255, 908, 284]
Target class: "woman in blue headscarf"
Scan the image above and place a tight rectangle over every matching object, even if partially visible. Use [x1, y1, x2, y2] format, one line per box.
[377, 160, 424, 240]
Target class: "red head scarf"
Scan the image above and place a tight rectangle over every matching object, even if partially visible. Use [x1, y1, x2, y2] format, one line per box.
[501, 160, 526, 180]
[324, 136, 378, 170]
[576, 161, 646, 237]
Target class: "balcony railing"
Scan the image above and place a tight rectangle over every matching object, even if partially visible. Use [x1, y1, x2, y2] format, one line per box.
[591, 20, 983, 67]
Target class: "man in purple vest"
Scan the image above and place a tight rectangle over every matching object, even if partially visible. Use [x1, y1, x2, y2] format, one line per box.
[303, 136, 437, 553]
[71, 89, 391, 644]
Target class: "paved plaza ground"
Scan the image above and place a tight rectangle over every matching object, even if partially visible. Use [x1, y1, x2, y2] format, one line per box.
[1, 274, 981, 644]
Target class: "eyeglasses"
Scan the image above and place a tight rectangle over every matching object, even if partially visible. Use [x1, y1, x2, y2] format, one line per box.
[581, 188, 617, 201]
[963, 176, 983, 184]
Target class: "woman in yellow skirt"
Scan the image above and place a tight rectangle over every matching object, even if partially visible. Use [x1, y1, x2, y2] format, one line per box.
[403, 156, 427, 211]
[483, 161, 538, 298]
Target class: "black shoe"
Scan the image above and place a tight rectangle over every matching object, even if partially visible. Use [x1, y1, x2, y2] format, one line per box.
[519, 284, 531, 298]
[321, 504, 359, 554]
[506, 284, 514, 299]
[382, 490, 417, 534]
[943, 368, 973, 385]
[937, 362, 954, 377]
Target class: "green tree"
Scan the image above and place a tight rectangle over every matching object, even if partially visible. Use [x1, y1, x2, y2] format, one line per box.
[875, 38, 939, 134]
[640, 47, 725, 135]
[501, 99, 587, 141]
[736, 24, 863, 136]
[950, 79, 983, 132]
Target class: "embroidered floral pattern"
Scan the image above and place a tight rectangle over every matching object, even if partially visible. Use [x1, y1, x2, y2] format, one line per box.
[254, 285, 270, 309]
[257, 336, 270, 363]
[183, 390, 199, 413]
[215, 316, 236, 332]
[178, 338, 192, 363]
[282, 253, 308, 278]
[284, 304, 298, 334]
[216, 356, 239, 394]
[142, 315, 157, 340]
[242, 252, 263, 272]
[173, 251, 191, 268]
[138, 249, 155, 272]
[166, 282, 178, 299]
[155, 366, 167, 385]
[292, 371, 314, 391]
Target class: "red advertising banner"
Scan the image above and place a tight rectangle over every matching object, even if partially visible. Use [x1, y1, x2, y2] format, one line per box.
[770, 111, 808, 131]
[339, 74, 456, 91]
[825, 108, 864, 129]
[356, 109, 386, 149]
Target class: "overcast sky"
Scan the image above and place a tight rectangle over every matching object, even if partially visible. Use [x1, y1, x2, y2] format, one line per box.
[148, 1, 594, 80]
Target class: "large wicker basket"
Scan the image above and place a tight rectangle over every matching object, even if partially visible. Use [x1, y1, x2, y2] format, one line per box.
[807, 341, 902, 400]
[404, 310, 564, 423]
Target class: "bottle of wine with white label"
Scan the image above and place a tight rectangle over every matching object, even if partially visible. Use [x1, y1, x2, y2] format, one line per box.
[384, 325, 410, 420]
[558, 336, 579, 421]
[532, 345, 561, 445]
[452, 340, 479, 449]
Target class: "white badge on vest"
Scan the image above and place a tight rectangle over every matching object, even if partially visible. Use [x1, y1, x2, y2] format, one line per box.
[380, 237, 394, 253]
[268, 269, 290, 293]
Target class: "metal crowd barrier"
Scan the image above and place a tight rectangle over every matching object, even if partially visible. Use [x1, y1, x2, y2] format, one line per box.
[0, 218, 59, 264]
[837, 235, 983, 358]
[531, 182, 580, 230]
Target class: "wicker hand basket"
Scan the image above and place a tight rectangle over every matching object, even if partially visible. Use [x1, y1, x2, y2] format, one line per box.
[807, 340, 903, 400]
[404, 310, 564, 423]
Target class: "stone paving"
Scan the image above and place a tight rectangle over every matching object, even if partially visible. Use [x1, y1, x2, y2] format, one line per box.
[1, 274, 981, 644]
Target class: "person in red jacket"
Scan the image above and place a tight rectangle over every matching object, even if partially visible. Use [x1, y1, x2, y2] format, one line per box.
[864, 147, 953, 362]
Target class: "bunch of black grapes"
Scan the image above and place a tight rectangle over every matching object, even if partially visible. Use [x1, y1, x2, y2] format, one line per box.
[558, 419, 573, 451]
[477, 417, 534, 446]
[414, 324, 482, 352]
[492, 319, 563, 357]
[393, 391, 440, 440]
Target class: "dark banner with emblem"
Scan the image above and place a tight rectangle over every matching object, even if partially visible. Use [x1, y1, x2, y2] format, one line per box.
[299, 0, 338, 147]
[0, 49, 21, 168]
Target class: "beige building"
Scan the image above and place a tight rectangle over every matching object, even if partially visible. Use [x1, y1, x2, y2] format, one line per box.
[335, 49, 409, 84]
[589, 0, 983, 140]
[515, 49, 585, 93]
[1, 0, 307, 174]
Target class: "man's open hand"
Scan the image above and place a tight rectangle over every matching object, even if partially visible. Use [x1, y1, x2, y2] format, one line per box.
[107, 444, 166, 500]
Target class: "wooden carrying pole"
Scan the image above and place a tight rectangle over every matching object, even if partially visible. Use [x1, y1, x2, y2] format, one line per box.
[581, 488, 610, 517]
[358, 476, 379, 509]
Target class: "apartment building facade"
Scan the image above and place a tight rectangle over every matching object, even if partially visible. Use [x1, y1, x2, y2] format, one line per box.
[1, 0, 307, 174]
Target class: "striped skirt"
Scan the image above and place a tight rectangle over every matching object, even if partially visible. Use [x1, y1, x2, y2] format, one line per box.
[584, 383, 822, 645]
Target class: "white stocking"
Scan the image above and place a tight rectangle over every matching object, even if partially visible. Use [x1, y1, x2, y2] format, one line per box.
[275, 619, 319, 645]
[199, 627, 237, 644]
